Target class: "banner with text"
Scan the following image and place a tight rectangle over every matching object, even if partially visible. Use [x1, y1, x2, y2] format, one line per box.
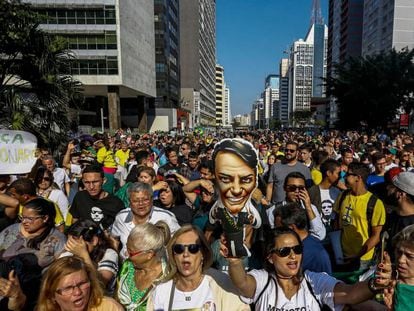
[0, 130, 38, 174]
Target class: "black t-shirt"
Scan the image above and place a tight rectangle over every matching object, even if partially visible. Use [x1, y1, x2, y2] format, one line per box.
[384, 211, 414, 259]
[70, 191, 125, 229]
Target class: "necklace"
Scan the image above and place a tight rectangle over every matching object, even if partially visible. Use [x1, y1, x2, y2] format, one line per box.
[176, 274, 204, 302]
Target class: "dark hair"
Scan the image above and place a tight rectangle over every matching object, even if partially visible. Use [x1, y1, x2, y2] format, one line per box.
[136, 150, 150, 165]
[285, 141, 299, 149]
[348, 162, 370, 183]
[320, 159, 340, 179]
[371, 152, 385, 164]
[34, 167, 55, 187]
[159, 180, 186, 207]
[312, 150, 329, 167]
[212, 138, 258, 172]
[280, 204, 308, 230]
[283, 172, 306, 188]
[264, 227, 303, 273]
[82, 164, 104, 178]
[188, 151, 199, 159]
[9, 178, 36, 196]
[199, 160, 214, 173]
[165, 147, 178, 158]
[24, 198, 56, 249]
[66, 220, 116, 263]
[299, 144, 312, 153]
[360, 153, 372, 163]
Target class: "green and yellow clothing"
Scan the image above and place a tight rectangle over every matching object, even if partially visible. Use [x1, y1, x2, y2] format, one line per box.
[97, 146, 117, 169]
[334, 191, 386, 261]
[115, 149, 130, 167]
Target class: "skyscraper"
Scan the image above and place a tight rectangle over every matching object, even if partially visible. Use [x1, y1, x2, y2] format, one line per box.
[362, 0, 414, 56]
[278, 58, 290, 126]
[180, 0, 216, 128]
[215, 64, 225, 127]
[327, 0, 364, 126]
[154, 0, 180, 109]
[29, 0, 156, 130]
[264, 75, 280, 129]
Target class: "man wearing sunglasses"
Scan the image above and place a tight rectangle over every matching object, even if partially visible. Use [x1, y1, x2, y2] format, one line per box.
[267, 172, 326, 241]
[334, 162, 386, 271]
[266, 141, 312, 205]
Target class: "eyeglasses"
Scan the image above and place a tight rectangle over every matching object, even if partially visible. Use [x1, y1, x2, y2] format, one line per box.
[18, 215, 44, 223]
[285, 185, 305, 192]
[270, 245, 303, 257]
[285, 149, 297, 153]
[134, 198, 151, 205]
[172, 243, 201, 254]
[56, 280, 91, 296]
[40, 177, 51, 182]
[127, 249, 150, 258]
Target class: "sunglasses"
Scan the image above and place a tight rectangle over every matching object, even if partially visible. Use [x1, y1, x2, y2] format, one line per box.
[285, 148, 297, 153]
[270, 244, 303, 257]
[172, 243, 201, 254]
[285, 185, 305, 192]
[39, 177, 51, 182]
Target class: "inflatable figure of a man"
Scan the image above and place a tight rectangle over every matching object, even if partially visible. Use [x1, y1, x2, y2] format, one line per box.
[209, 138, 262, 257]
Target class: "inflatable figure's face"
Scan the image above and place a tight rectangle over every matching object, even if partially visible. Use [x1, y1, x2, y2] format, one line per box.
[214, 151, 256, 215]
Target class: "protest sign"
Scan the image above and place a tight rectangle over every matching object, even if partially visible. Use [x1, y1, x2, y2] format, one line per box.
[0, 130, 37, 174]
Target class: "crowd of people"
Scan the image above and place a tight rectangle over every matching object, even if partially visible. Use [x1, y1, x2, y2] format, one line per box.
[0, 128, 413, 310]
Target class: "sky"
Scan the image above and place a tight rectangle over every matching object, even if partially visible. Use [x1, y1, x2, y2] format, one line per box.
[216, 0, 328, 116]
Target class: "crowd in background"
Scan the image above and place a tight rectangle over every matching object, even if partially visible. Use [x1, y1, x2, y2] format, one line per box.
[0, 127, 413, 310]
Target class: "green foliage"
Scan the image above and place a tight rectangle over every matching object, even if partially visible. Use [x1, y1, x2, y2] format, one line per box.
[326, 48, 414, 129]
[0, 0, 84, 149]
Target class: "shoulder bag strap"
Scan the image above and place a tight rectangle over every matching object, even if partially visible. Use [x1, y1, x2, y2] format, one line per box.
[168, 281, 176, 311]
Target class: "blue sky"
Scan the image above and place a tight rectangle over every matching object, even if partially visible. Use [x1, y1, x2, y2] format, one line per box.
[216, 0, 328, 116]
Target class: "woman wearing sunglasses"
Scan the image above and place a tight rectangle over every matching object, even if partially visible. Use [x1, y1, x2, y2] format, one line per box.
[36, 256, 123, 311]
[35, 167, 69, 221]
[147, 225, 249, 311]
[116, 221, 170, 311]
[224, 227, 392, 310]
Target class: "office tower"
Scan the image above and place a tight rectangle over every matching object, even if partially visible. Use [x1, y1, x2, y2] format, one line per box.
[224, 85, 231, 127]
[29, 0, 156, 130]
[215, 64, 225, 127]
[180, 0, 216, 128]
[264, 75, 280, 129]
[278, 58, 290, 126]
[327, 0, 364, 126]
[362, 0, 414, 56]
[152, 0, 181, 130]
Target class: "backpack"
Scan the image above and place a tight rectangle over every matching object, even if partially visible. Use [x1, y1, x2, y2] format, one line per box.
[336, 189, 378, 235]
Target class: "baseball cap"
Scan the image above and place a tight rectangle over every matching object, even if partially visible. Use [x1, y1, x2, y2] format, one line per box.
[392, 172, 414, 196]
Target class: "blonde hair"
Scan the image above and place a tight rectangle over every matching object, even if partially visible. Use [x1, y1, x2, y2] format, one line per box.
[36, 256, 103, 311]
[127, 221, 170, 260]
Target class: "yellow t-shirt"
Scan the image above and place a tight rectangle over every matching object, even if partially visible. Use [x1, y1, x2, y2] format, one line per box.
[334, 191, 386, 261]
[115, 149, 130, 167]
[97, 147, 117, 168]
[19, 200, 65, 227]
[311, 168, 322, 185]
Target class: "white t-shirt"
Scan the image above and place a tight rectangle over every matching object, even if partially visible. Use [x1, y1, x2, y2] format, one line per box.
[152, 277, 216, 311]
[111, 207, 180, 260]
[320, 187, 341, 226]
[241, 270, 343, 311]
[267, 202, 326, 240]
[48, 189, 69, 220]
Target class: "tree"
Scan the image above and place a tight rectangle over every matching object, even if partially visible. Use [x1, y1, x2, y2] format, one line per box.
[0, 0, 83, 149]
[325, 48, 414, 129]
